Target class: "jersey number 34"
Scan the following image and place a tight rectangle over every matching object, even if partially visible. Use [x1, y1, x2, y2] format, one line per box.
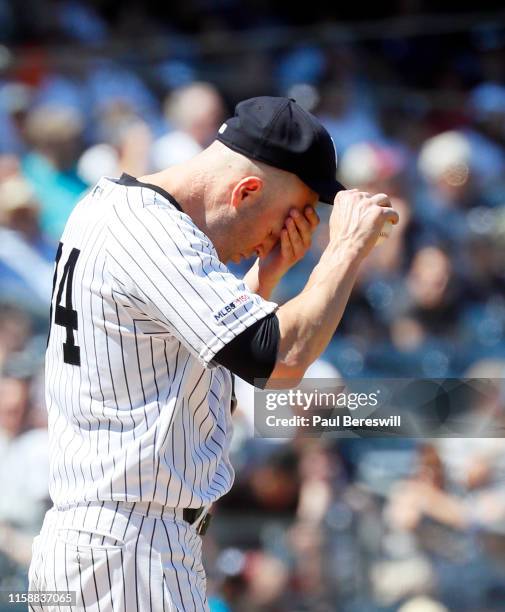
[48, 241, 81, 366]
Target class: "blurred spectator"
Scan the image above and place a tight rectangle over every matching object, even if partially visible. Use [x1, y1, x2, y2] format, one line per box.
[338, 141, 407, 194]
[276, 45, 326, 94]
[415, 130, 501, 251]
[398, 597, 448, 612]
[317, 82, 384, 155]
[465, 82, 505, 186]
[0, 153, 22, 181]
[384, 245, 475, 364]
[242, 551, 290, 611]
[385, 380, 505, 609]
[418, 131, 472, 199]
[338, 141, 414, 276]
[0, 176, 54, 321]
[0, 305, 31, 374]
[77, 111, 153, 186]
[87, 60, 162, 134]
[152, 82, 226, 170]
[0, 369, 49, 585]
[21, 104, 87, 240]
[0, 81, 33, 154]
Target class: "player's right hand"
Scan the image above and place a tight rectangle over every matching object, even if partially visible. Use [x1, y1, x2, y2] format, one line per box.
[328, 189, 399, 259]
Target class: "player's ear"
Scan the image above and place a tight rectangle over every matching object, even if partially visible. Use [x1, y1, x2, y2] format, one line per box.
[230, 176, 263, 209]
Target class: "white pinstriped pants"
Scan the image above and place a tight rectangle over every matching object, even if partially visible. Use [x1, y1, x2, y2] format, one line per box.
[28, 502, 209, 612]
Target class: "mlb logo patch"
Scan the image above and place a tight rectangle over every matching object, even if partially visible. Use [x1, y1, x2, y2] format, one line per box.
[213, 294, 249, 322]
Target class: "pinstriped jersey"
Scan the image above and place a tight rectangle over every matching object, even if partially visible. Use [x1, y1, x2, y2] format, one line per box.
[45, 175, 277, 509]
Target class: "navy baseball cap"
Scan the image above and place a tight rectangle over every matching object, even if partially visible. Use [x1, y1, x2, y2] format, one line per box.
[216, 96, 345, 205]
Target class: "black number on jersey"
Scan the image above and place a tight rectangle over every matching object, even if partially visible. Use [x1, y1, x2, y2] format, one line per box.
[48, 242, 81, 366]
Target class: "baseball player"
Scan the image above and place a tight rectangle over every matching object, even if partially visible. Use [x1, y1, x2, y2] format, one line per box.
[28, 96, 398, 611]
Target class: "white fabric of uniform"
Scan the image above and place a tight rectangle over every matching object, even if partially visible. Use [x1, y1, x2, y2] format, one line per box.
[46, 176, 277, 509]
[31, 175, 278, 611]
[29, 501, 208, 611]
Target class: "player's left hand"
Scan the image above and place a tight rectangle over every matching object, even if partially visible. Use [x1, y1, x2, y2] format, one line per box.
[258, 205, 319, 287]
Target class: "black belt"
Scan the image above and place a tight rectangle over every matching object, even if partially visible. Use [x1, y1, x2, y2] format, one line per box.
[182, 507, 212, 535]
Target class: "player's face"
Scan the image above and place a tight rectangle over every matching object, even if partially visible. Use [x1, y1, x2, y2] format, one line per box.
[230, 178, 319, 263]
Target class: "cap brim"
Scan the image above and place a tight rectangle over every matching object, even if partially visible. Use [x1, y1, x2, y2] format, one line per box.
[304, 178, 346, 205]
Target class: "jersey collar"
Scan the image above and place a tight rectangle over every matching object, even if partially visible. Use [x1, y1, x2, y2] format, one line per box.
[115, 173, 183, 212]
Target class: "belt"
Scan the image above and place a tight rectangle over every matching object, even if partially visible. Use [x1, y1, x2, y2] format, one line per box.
[118, 501, 212, 535]
[54, 501, 212, 536]
[183, 507, 212, 535]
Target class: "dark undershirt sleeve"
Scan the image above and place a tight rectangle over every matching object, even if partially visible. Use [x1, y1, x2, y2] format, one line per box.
[213, 312, 280, 389]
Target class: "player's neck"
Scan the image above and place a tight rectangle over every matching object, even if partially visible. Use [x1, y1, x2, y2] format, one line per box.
[140, 163, 203, 211]
[139, 164, 219, 239]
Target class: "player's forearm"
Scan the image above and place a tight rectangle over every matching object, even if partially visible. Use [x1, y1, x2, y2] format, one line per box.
[243, 259, 277, 300]
[269, 244, 363, 386]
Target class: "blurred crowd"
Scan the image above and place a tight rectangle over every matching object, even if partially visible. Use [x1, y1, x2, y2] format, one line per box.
[1, 2, 505, 611]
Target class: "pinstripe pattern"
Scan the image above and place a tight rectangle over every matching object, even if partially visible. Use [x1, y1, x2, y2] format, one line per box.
[31, 175, 277, 609]
[29, 503, 203, 611]
[45, 176, 276, 509]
